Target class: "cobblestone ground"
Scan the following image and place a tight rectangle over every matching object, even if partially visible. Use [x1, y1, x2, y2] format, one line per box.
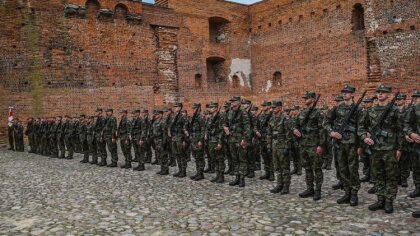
[0, 150, 419, 236]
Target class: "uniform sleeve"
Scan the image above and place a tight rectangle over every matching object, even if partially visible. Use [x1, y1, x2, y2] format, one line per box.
[317, 110, 326, 147]
[357, 109, 370, 141]
[323, 106, 337, 134]
[242, 111, 252, 141]
[403, 107, 415, 136]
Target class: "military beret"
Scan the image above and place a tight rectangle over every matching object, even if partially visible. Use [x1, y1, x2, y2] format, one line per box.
[341, 84, 356, 93]
[173, 102, 183, 107]
[96, 108, 103, 112]
[363, 98, 374, 103]
[302, 91, 316, 99]
[292, 105, 300, 110]
[412, 90, 420, 97]
[376, 84, 392, 93]
[241, 99, 252, 105]
[223, 102, 231, 107]
[284, 108, 291, 113]
[335, 95, 344, 102]
[208, 101, 219, 108]
[261, 101, 271, 107]
[321, 105, 329, 110]
[132, 109, 141, 114]
[106, 108, 113, 112]
[396, 93, 407, 100]
[88, 115, 95, 119]
[251, 106, 258, 111]
[229, 96, 241, 102]
[56, 116, 62, 119]
[372, 95, 378, 100]
[271, 100, 283, 107]
[65, 115, 71, 118]
[192, 103, 201, 109]
[120, 109, 128, 113]
[79, 114, 86, 118]
[142, 109, 148, 113]
[154, 109, 164, 114]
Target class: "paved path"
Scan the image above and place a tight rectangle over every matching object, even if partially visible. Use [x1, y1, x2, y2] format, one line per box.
[0, 150, 418, 235]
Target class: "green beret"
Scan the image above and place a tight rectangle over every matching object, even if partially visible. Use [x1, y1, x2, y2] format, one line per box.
[173, 102, 183, 107]
[132, 109, 141, 114]
[142, 109, 149, 113]
[251, 106, 258, 111]
[223, 102, 231, 107]
[106, 108, 113, 112]
[229, 96, 241, 102]
[208, 101, 218, 108]
[396, 93, 407, 100]
[292, 105, 300, 110]
[96, 108, 103, 112]
[412, 90, 420, 97]
[79, 114, 86, 118]
[284, 108, 291, 113]
[341, 84, 356, 93]
[271, 100, 283, 107]
[242, 99, 252, 105]
[376, 84, 392, 93]
[363, 98, 374, 103]
[154, 109, 164, 114]
[261, 101, 271, 107]
[302, 91, 316, 99]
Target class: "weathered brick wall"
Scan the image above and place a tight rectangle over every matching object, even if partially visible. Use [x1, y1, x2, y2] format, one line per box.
[0, 0, 418, 146]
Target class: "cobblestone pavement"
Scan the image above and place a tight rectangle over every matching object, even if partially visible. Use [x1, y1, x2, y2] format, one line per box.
[0, 150, 419, 235]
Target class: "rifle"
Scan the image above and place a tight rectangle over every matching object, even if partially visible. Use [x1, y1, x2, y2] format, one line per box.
[299, 94, 321, 137]
[332, 90, 367, 149]
[188, 104, 202, 135]
[365, 91, 400, 155]
[168, 104, 183, 137]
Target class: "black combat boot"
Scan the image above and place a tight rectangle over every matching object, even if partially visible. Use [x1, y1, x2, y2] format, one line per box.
[134, 163, 145, 171]
[204, 165, 211, 173]
[151, 159, 158, 165]
[169, 157, 176, 167]
[211, 174, 219, 183]
[337, 193, 351, 204]
[270, 185, 283, 194]
[80, 157, 89, 163]
[268, 172, 275, 181]
[401, 179, 408, 188]
[177, 169, 186, 178]
[90, 158, 98, 165]
[313, 190, 321, 201]
[224, 165, 232, 175]
[332, 181, 343, 190]
[107, 162, 118, 168]
[156, 170, 162, 175]
[280, 185, 290, 195]
[384, 200, 394, 214]
[291, 168, 298, 175]
[229, 175, 240, 186]
[216, 174, 225, 183]
[299, 189, 314, 198]
[194, 173, 205, 181]
[409, 187, 420, 198]
[190, 173, 199, 180]
[296, 168, 302, 176]
[350, 194, 359, 206]
[173, 170, 181, 177]
[360, 175, 370, 182]
[368, 197, 385, 211]
[159, 169, 169, 175]
[121, 161, 132, 169]
[259, 172, 269, 180]
[246, 171, 255, 178]
[238, 175, 245, 188]
[97, 160, 107, 167]
[412, 210, 420, 218]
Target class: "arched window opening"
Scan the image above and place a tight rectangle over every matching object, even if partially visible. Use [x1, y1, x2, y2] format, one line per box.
[352, 4, 365, 31]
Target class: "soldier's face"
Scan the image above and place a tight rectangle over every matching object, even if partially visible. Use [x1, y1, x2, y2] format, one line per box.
[304, 98, 313, 106]
[342, 92, 352, 101]
[174, 106, 181, 112]
[377, 92, 389, 102]
[396, 100, 405, 106]
[106, 111, 112, 116]
[97, 111, 102, 116]
[232, 101, 241, 108]
[273, 106, 282, 114]
[413, 97, 420, 104]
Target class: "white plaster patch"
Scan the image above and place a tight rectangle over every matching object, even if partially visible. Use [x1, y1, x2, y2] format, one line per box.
[229, 58, 251, 88]
[264, 80, 273, 92]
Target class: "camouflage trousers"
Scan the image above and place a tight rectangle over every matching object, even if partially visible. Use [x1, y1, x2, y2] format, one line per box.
[371, 150, 399, 201]
[156, 140, 168, 172]
[412, 151, 420, 188]
[88, 138, 97, 161]
[229, 140, 248, 176]
[360, 152, 371, 177]
[223, 140, 232, 169]
[191, 141, 205, 175]
[96, 137, 107, 162]
[209, 141, 224, 176]
[301, 147, 323, 191]
[260, 141, 273, 174]
[273, 142, 290, 187]
[57, 136, 65, 158]
[64, 135, 74, 158]
[171, 140, 187, 171]
[397, 150, 411, 182]
[104, 136, 118, 164]
[290, 142, 301, 172]
[120, 139, 132, 163]
[8, 127, 14, 150]
[335, 143, 360, 194]
[247, 144, 257, 172]
[49, 137, 58, 157]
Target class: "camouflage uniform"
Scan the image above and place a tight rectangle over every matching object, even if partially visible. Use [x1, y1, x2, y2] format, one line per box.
[63, 117, 75, 159]
[359, 85, 401, 213]
[86, 118, 96, 163]
[396, 94, 410, 187]
[189, 104, 206, 181]
[13, 121, 24, 152]
[56, 118, 65, 158]
[169, 102, 188, 177]
[103, 109, 118, 167]
[152, 111, 168, 175]
[79, 117, 89, 163]
[131, 110, 146, 171]
[206, 102, 225, 183]
[26, 119, 35, 153]
[118, 111, 132, 168]
[49, 120, 59, 158]
[257, 102, 274, 181]
[95, 111, 107, 165]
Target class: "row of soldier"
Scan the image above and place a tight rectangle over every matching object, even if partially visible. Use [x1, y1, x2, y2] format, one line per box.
[20, 84, 419, 217]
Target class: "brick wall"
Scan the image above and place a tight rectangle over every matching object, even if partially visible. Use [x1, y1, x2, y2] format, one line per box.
[0, 0, 418, 146]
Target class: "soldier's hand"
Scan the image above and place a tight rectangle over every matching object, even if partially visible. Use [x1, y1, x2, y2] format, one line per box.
[112, 138, 116, 144]
[139, 140, 145, 146]
[252, 138, 257, 145]
[256, 131, 261, 137]
[396, 150, 401, 161]
[293, 129, 302, 138]
[198, 141, 203, 149]
[125, 140, 129, 145]
[216, 143, 222, 150]
[330, 131, 342, 140]
[405, 135, 414, 143]
[409, 133, 420, 143]
[357, 147, 363, 155]
[224, 127, 230, 135]
[240, 140, 248, 149]
[184, 130, 189, 137]
[316, 146, 324, 156]
[364, 137, 374, 146]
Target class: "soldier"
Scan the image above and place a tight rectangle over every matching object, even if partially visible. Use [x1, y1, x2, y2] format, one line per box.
[396, 93, 410, 188]
[206, 102, 225, 183]
[256, 101, 275, 181]
[73, 117, 81, 153]
[56, 116, 65, 158]
[13, 118, 24, 152]
[8, 117, 14, 151]
[95, 108, 107, 166]
[403, 90, 420, 218]
[49, 116, 60, 158]
[41, 118, 49, 156]
[130, 109, 143, 169]
[103, 108, 118, 167]
[321, 105, 333, 170]
[86, 116, 96, 163]
[267, 100, 291, 194]
[221, 102, 233, 175]
[204, 103, 216, 174]
[152, 110, 168, 175]
[225, 96, 252, 187]
[359, 97, 374, 183]
[169, 102, 189, 178]
[141, 109, 153, 164]
[118, 110, 132, 169]
[79, 115, 89, 163]
[33, 118, 41, 154]
[359, 84, 401, 213]
[242, 99, 256, 178]
[331, 95, 345, 190]
[189, 103, 206, 181]
[324, 85, 362, 206]
[293, 91, 325, 201]
[160, 108, 172, 174]
[26, 117, 35, 153]
[63, 115, 75, 159]
[289, 105, 302, 176]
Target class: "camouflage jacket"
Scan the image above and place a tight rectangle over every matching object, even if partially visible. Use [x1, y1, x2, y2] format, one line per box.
[152, 118, 166, 143]
[293, 107, 325, 147]
[13, 123, 24, 137]
[86, 122, 95, 143]
[267, 113, 288, 149]
[118, 116, 132, 141]
[206, 112, 224, 144]
[64, 121, 75, 137]
[103, 115, 117, 138]
[168, 112, 188, 141]
[358, 104, 401, 151]
[225, 108, 252, 142]
[79, 122, 87, 142]
[403, 103, 420, 136]
[256, 112, 272, 142]
[130, 117, 144, 141]
[190, 115, 205, 143]
[94, 116, 106, 139]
